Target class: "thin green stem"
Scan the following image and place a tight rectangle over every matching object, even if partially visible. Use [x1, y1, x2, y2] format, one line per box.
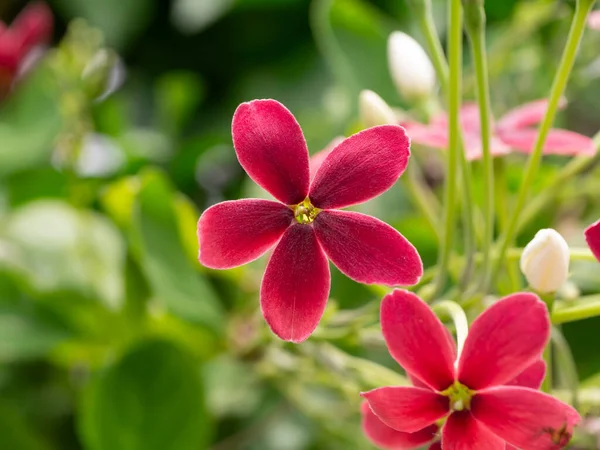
[466, 13, 494, 290]
[540, 292, 556, 393]
[552, 295, 600, 324]
[433, 0, 463, 295]
[404, 160, 442, 242]
[415, 3, 449, 92]
[432, 300, 469, 359]
[490, 0, 595, 287]
[551, 327, 580, 408]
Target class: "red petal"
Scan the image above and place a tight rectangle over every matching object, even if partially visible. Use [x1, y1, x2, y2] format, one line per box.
[429, 442, 442, 450]
[361, 386, 449, 433]
[457, 293, 550, 390]
[496, 99, 565, 131]
[497, 128, 596, 156]
[309, 137, 345, 180]
[361, 402, 438, 449]
[380, 290, 456, 391]
[198, 199, 293, 269]
[12, 2, 53, 49]
[260, 224, 330, 343]
[313, 210, 423, 286]
[472, 386, 581, 450]
[309, 125, 410, 209]
[584, 219, 600, 262]
[506, 359, 546, 390]
[442, 411, 505, 450]
[232, 99, 310, 205]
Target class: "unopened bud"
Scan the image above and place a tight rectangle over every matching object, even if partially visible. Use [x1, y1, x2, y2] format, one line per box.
[359, 90, 396, 127]
[520, 229, 570, 294]
[387, 31, 436, 103]
[81, 49, 125, 101]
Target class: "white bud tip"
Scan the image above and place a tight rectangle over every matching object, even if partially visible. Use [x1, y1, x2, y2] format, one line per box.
[520, 228, 570, 294]
[387, 31, 436, 102]
[359, 90, 397, 127]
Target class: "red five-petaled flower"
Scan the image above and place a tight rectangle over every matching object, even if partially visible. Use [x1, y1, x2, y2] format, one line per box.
[585, 219, 600, 262]
[361, 290, 581, 450]
[197, 99, 423, 343]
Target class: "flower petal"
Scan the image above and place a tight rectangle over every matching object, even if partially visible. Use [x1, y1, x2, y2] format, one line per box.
[496, 99, 565, 131]
[309, 125, 410, 209]
[232, 99, 310, 204]
[506, 359, 546, 390]
[403, 121, 448, 149]
[260, 224, 330, 343]
[584, 219, 600, 262]
[457, 293, 550, 390]
[309, 137, 345, 180]
[361, 402, 438, 449]
[429, 442, 442, 450]
[198, 199, 293, 269]
[442, 411, 505, 450]
[361, 386, 449, 433]
[313, 210, 423, 286]
[380, 290, 456, 391]
[497, 128, 596, 156]
[472, 386, 581, 450]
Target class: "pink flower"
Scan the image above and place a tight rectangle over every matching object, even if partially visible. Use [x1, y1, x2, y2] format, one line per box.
[589, 11, 600, 30]
[197, 100, 423, 343]
[585, 219, 600, 262]
[362, 290, 581, 449]
[403, 99, 595, 160]
[0, 2, 53, 98]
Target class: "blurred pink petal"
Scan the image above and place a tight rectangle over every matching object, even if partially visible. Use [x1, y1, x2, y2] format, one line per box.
[12, 2, 53, 49]
[309, 136, 344, 180]
[585, 219, 600, 262]
[313, 210, 422, 286]
[197, 199, 292, 269]
[442, 411, 504, 450]
[589, 10, 600, 30]
[458, 293, 550, 390]
[496, 98, 565, 131]
[497, 128, 596, 156]
[472, 386, 581, 450]
[380, 290, 456, 391]
[309, 125, 410, 209]
[232, 99, 310, 204]
[361, 386, 449, 433]
[260, 224, 330, 343]
[361, 402, 438, 449]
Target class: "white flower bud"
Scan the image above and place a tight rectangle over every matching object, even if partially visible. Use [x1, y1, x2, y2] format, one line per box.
[359, 90, 397, 127]
[520, 229, 570, 294]
[387, 31, 436, 102]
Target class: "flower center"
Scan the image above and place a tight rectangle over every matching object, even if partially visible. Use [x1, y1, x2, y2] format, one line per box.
[293, 198, 320, 224]
[441, 382, 475, 412]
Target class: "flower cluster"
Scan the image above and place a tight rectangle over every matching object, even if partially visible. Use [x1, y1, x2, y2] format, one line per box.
[0, 2, 53, 98]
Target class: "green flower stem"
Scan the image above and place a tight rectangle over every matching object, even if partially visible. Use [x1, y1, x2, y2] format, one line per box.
[506, 247, 596, 262]
[490, 0, 596, 288]
[465, 4, 494, 290]
[414, 2, 449, 92]
[432, 300, 469, 359]
[539, 292, 556, 393]
[551, 327, 580, 408]
[552, 295, 600, 324]
[404, 160, 442, 242]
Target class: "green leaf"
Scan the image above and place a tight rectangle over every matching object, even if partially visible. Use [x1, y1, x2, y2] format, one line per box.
[0, 67, 62, 177]
[0, 403, 52, 450]
[79, 340, 211, 450]
[132, 169, 223, 330]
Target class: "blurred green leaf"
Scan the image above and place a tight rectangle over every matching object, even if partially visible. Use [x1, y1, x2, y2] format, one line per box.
[79, 340, 211, 450]
[0, 67, 62, 177]
[0, 403, 52, 450]
[132, 169, 223, 330]
[155, 72, 205, 135]
[171, 0, 235, 34]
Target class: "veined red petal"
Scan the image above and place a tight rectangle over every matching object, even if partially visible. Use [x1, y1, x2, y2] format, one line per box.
[309, 137, 344, 180]
[506, 360, 546, 390]
[198, 199, 293, 269]
[497, 128, 596, 156]
[496, 99, 565, 131]
[584, 219, 600, 262]
[442, 411, 504, 450]
[472, 386, 581, 450]
[458, 293, 550, 390]
[309, 125, 410, 209]
[313, 210, 422, 286]
[381, 290, 456, 391]
[260, 224, 330, 343]
[361, 386, 449, 433]
[361, 402, 438, 449]
[232, 99, 310, 205]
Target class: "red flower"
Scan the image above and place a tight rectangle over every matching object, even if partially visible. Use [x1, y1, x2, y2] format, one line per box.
[0, 2, 52, 97]
[362, 290, 581, 449]
[197, 100, 423, 343]
[585, 219, 600, 262]
[403, 99, 595, 160]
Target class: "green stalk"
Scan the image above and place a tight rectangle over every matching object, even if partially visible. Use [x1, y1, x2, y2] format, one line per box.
[552, 295, 600, 324]
[551, 327, 580, 408]
[464, 1, 494, 290]
[490, 0, 596, 287]
[404, 160, 442, 241]
[539, 292, 556, 393]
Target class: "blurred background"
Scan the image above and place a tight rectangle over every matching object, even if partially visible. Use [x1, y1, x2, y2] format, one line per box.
[2, 0, 600, 449]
